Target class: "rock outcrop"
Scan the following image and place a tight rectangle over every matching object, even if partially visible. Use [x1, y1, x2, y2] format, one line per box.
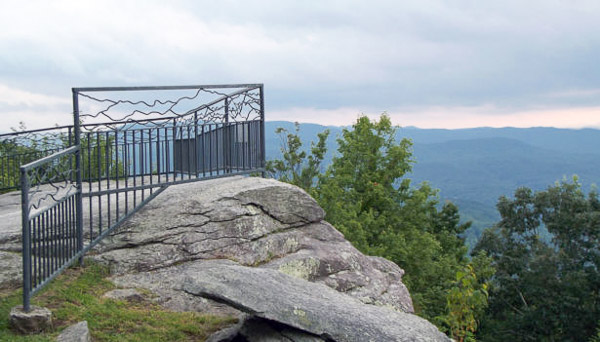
[0, 191, 23, 253]
[93, 176, 449, 341]
[0, 250, 21, 290]
[184, 259, 448, 341]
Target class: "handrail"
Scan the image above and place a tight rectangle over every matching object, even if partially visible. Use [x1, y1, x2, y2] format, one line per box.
[20, 145, 79, 171]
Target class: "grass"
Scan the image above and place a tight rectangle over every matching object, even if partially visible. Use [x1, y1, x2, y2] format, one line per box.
[0, 262, 237, 341]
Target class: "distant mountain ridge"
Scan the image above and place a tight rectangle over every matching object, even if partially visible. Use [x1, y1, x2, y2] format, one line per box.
[265, 121, 600, 247]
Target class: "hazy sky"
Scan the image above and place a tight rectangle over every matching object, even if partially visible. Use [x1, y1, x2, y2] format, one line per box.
[1, 0, 600, 130]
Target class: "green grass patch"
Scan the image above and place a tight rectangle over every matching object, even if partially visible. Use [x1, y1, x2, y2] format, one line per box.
[0, 262, 237, 341]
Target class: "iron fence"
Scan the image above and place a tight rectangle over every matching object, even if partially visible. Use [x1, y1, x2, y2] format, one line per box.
[20, 146, 81, 311]
[7, 84, 265, 311]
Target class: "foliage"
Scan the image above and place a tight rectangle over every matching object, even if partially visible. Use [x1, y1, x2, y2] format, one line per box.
[0, 262, 236, 341]
[315, 115, 474, 321]
[474, 178, 600, 342]
[77, 133, 125, 182]
[266, 122, 329, 195]
[0, 125, 64, 192]
[591, 324, 600, 342]
[0, 123, 125, 193]
[267, 114, 481, 326]
[437, 252, 494, 342]
[264, 121, 600, 252]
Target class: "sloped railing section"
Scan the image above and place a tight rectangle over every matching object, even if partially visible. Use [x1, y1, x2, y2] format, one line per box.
[0, 84, 265, 311]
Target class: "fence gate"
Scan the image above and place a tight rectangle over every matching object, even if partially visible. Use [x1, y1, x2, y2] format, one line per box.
[4, 84, 265, 311]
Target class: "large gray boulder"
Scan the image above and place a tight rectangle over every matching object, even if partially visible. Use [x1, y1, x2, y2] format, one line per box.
[183, 260, 449, 342]
[96, 176, 413, 313]
[92, 176, 449, 341]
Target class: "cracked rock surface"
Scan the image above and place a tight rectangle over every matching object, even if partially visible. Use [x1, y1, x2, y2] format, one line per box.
[184, 260, 449, 342]
[0, 250, 21, 290]
[92, 176, 446, 341]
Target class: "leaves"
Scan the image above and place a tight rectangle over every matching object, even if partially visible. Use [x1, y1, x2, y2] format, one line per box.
[267, 114, 478, 326]
[266, 122, 329, 195]
[475, 179, 600, 341]
[437, 252, 494, 342]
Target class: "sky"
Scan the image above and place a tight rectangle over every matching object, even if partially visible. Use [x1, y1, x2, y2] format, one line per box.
[1, 0, 600, 131]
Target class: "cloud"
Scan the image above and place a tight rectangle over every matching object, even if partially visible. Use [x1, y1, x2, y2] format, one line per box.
[1, 0, 600, 129]
[0, 84, 72, 132]
[0, 84, 70, 107]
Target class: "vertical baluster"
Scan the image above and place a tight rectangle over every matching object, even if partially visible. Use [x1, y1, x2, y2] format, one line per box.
[96, 132, 102, 238]
[156, 127, 161, 183]
[179, 124, 183, 180]
[124, 131, 129, 214]
[114, 130, 119, 222]
[187, 123, 191, 179]
[132, 129, 137, 208]
[60, 200, 64, 266]
[201, 124, 205, 177]
[165, 127, 170, 182]
[140, 128, 145, 201]
[32, 215, 37, 289]
[194, 113, 198, 178]
[105, 131, 110, 229]
[51, 206, 56, 275]
[173, 119, 177, 180]
[216, 124, 219, 175]
[149, 128, 153, 195]
[209, 124, 213, 175]
[43, 211, 48, 282]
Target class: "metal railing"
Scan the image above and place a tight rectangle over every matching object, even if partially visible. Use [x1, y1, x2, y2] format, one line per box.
[2, 84, 265, 311]
[20, 146, 82, 310]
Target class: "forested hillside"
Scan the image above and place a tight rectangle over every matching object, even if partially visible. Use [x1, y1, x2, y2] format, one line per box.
[265, 121, 600, 247]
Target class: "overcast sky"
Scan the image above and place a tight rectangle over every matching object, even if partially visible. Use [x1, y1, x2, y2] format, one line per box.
[1, 0, 600, 130]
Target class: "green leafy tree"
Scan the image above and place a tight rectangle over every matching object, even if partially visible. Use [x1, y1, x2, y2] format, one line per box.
[475, 178, 600, 342]
[315, 114, 472, 320]
[438, 252, 494, 342]
[267, 114, 483, 327]
[266, 122, 329, 194]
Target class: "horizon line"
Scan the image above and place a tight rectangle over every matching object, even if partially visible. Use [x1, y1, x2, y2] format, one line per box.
[265, 120, 600, 131]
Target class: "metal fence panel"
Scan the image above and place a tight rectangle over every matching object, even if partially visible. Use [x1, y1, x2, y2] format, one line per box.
[5, 84, 265, 311]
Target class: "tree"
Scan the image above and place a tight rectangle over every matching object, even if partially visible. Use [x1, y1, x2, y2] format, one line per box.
[474, 178, 600, 342]
[315, 114, 472, 321]
[265, 122, 329, 195]
[266, 114, 484, 328]
[437, 252, 495, 342]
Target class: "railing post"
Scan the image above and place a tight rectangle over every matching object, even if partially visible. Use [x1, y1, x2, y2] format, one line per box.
[259, 85, 265, 177]
[224, 97, 230, 172]
[20, 166, 31, 312]
[194, 112, 198, 176]
[72, 89, 84, 266]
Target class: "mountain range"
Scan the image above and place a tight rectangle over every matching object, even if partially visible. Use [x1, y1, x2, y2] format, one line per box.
[265, 121, 600, 247]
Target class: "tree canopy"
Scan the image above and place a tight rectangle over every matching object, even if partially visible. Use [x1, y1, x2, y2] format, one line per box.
[474, 178, 600, 342]
[267, 115, 485, 331]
